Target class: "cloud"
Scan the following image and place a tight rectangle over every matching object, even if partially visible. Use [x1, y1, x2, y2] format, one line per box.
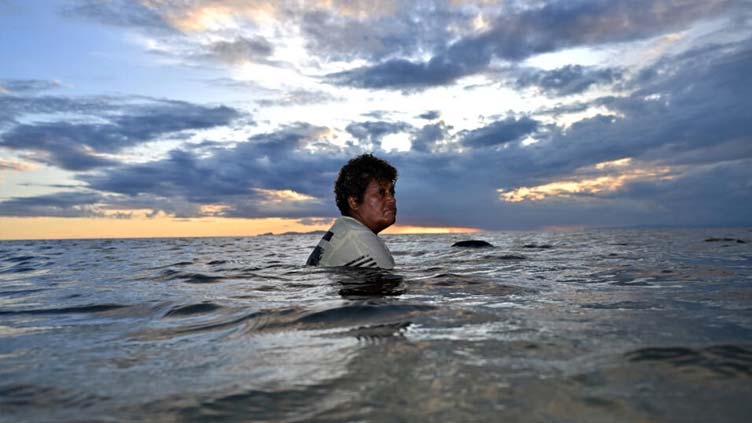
[64, 0, 174, 34]
[0, 91, 119, 128]
[514, 65, 623, 96]
[0, 158, 36, 171]
[0, 79, 61, 95]
[300, 5, 460, 62]
[297, 217, 335, 226]
[64, 0, 738, 92]
[327, 0, 735, 90]
[0, 191, 106, 218]
[346, 120, 411, 149]
[551, 38, 752, 170]
[418, 110, 441, 120]
[205, 36, 274, 64]
[326, 46, 492, 89]
[378, 37, 752, 228]
[71, 123, 347, 219]
[411, 122, 451, 153]
[461, 116, 539, 148]
[256, 89, 341, 107]
[498, 158, 673, 202]
[0, 98, 243, 170]
[485, 0, 732, 60]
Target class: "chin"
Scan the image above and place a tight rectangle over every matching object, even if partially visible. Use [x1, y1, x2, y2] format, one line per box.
[377, 218, 395, 233]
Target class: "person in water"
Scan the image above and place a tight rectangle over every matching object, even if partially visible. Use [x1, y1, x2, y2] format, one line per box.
[306, 153, 397, 269]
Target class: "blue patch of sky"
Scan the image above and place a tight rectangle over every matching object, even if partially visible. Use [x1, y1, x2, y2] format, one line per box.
[0, 3, 230, 104]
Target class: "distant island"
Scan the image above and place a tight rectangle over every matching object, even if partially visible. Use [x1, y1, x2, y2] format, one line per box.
[257, 230, 327, 237]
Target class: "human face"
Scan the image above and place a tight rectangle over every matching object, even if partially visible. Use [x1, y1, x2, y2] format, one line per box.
[348, 179, 397, 234]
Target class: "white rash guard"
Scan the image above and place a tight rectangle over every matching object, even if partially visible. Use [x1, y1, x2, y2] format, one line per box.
[306, 216, 395, 269]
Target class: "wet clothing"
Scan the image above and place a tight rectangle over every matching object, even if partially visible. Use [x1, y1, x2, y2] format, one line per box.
[306, 216, 395, 269]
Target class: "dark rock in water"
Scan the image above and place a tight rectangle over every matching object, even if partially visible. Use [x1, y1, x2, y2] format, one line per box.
[705, 238, 746, 244]
[523, 244, 553, 249]
[452, 240, 493, 248]
[496, 254, 526, 260]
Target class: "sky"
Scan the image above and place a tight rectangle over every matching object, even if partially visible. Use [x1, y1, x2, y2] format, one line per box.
[0, 0, 751, 239]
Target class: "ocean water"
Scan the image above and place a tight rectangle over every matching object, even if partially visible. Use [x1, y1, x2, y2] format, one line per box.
[1, 228, 751, 422]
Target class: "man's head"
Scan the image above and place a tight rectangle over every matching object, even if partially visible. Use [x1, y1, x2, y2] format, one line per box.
[335, 154, 398, 234]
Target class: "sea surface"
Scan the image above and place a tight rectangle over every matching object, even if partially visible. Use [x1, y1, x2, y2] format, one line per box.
[1, 228, 751, 422]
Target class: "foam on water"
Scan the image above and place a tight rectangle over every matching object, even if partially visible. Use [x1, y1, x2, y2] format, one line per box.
[0, 228, 751, 422]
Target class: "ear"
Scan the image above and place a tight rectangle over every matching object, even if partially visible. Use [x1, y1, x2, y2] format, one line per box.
[347, 195, 359, 211]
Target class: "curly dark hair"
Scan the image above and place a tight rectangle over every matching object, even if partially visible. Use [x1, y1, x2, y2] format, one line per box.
[335, 153, 398, 216]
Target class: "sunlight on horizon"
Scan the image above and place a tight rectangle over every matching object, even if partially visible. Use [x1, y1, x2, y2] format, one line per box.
[0, 217, 480, 240]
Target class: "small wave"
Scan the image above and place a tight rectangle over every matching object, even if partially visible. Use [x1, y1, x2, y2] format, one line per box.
[181, 273, 225, 284]
[0, 304, 128, 316]
[5, 256, 36, 263]
[0, 288, 47, 297]
[142, 303, 435, 340]
[0, 383, 111, 411]
[164, 302, 224, 317]
[625, 345, 752, 377]
[610, 280, 652, 286]
[151, 269, 181, 281]
[582, 301, 653, 310]
[296, 303, 435, 329]
[0, 265, 36, 274]
[147, 383, 341, 423]
[485, 254, 527, 260]
[705, 237, 746, 244]
[522, 244, 554, 249]
[150, 261, 194, 270]
[149, 269, 224, 284]
[414, 273, 533, 296]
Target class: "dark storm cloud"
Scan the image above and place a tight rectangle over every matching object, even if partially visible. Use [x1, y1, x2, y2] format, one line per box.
[77, 123, 347, 219]
[414, 36, 752, 196]
[484, 0, 732, 60]
[418, 110, 441, 120]
[327, 40, 492, 89]
[411, 122, 451, 153]
[0, 98, 242, 171]
[617, 160, 752, 227]
[532, 38, 752, 175]
[515, 65, 623, 96]
[328, 0, 733, 90]
[346, 121, 410, 147]
[0, 191, 105, 218]
[461, 117, 539, 148]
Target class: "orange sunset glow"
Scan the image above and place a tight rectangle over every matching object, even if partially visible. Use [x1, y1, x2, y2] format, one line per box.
[0, 217, 478, 240]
